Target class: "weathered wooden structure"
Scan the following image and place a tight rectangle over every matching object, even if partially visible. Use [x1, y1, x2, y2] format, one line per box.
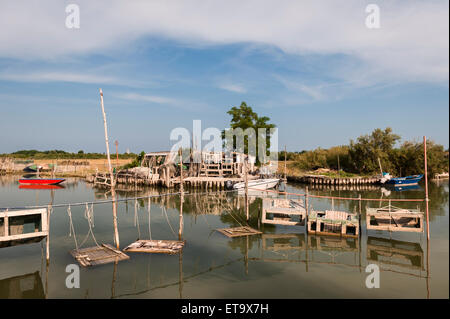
[70, 244, 130, 267]
[307, 210, 359, 238]
[0, 208, 48, 248]
[366, 205, 423, 233]
[261, 198, 306, 226]
[88, 150, 260, 189]
[123, 239, 185, 254]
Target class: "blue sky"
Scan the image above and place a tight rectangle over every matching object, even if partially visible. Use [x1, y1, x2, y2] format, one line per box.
[0, 1, 448, 153]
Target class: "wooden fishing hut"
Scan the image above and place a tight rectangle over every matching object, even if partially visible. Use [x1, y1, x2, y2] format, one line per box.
[366, 205, 424, 233]
[307, 210, 359, 238]
[261, 198, 306, 226]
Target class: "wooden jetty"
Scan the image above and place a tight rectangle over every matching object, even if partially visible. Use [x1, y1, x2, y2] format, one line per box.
[90, 170, 255, 190]
[366, 205, 423, 233]
[287, 174, 380, 185]
[216, 226, 262, 238]
[261, 198, 306, 226]
[0, 208, 48, 248]
[307, 210, 359, 238]
[123, 239, 185, 254]
[70, 244, 130, 267]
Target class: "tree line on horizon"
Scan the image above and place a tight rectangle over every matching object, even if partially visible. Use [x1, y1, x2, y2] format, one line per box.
[0, 149, 138, 160]
[279, 128, 449, 177]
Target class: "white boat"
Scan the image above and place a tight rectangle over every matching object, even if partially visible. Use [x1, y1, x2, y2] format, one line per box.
[233, 178, 280, 190]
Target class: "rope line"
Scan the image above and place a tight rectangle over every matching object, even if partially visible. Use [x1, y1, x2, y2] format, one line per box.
[134, 199, 141, 240]
[67, 205, 79, 251]
[248, 187, 425, 202]
[162, 206, 177, 238]
[147, 198, 152, 240]
[0, 185, 424, 212]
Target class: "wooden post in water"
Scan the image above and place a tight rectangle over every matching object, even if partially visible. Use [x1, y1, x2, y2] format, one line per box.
[46, 205, 51, 261]
[245, 156, 249, 222]
[424, 136, 431, 298]
[358, 194, 362, 221]
[284, 145, 287, 182]
[99, 88, 120, 249]
[424, 136, 430, 240]
[305, 186, 309, 217]
[179, 148, 184, 240]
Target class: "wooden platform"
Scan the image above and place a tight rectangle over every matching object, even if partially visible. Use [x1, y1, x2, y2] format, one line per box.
[70, 244, 130, 267]
[216, 226, 262, 238]
[366, 206, 423, 233]
[307, 210, 359, 238]
[123, 239, 185, 254]
[0, 208, 48, 248]
[262, 198, 306, 226]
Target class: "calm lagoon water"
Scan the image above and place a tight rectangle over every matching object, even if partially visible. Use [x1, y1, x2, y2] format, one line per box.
[0, 175, 448, 298]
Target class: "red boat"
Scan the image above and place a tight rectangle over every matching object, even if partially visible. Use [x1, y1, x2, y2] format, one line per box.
[19, 178, 65, 185]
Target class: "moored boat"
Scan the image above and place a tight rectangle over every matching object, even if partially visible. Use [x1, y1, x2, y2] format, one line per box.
[384, 174, 423, 186]
[233, 178, 280, 190]
[23, 164, 43, 172]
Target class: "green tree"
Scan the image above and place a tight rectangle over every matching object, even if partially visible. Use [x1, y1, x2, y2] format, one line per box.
[222, 102, 276, 163]
[348, 127, 400, 174]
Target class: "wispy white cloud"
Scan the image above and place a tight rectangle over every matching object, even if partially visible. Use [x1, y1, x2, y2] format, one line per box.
[0, 71, 118, 84]
[113, 92, 210, 112]
[115, 92, 178, 105]
[217, 82, 247, 93]
[0, 0, 447, 84]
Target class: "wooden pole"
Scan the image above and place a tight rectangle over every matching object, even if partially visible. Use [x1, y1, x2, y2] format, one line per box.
[245, 156, 249, 222]
[179, 148, 184, 240]
[99, 89, 120, 249]
[305, 186, 309, 217]
[284, 145, 287, 181]
[115, 140, 119, 170]
[424, 137, 431, 297]
[424, 136, 430, 241]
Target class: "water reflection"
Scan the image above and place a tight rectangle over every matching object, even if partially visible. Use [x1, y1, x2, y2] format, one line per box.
[0, 271, 44, 299]
[0, 176, 447, 298]
[367, 236, 424, 272]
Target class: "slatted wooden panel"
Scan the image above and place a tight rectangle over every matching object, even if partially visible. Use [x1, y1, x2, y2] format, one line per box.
[123, 239, 185, 254]
[216, 226, 262, 238]
[70, 244, 129, 267]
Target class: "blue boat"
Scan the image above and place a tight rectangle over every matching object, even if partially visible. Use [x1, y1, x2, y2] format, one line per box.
[385, 174, 423, 186]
